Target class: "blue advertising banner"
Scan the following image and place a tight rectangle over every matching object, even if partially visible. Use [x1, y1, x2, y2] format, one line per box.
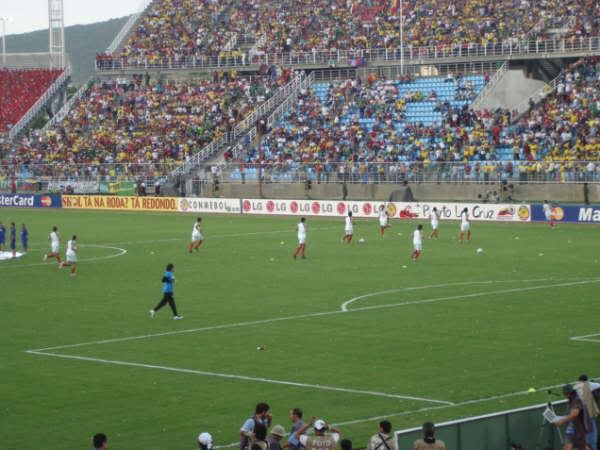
[531, 204, 600, 223]
[0, 194, 62, 208]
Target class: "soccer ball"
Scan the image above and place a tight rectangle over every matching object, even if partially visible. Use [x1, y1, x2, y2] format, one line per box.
[476, 248, 483, 253]
[280, 241, 285, 245]
[359, 238, 365, 243]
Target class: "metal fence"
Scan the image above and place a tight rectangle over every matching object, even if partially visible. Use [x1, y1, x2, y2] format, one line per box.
[95, 36, 600, 72]
[0, 52, 69, 70]
[3, 161, 597, 189]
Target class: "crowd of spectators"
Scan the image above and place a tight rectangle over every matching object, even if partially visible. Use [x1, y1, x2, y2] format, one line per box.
[96, 0, 600, 68]
[0, 68, 64, 132]
[0, 73, 280, 184]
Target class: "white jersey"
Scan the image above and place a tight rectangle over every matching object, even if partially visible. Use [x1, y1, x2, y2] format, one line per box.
[345, 216, 353, 233]
[543, 203, 552, 219]
[413, 229, 422, 250]
[297, 222, 306, 244]
[66, 239, 77, 262]
[50, 231, 60, 253]
[460, 210, 470, 232]
[430, 211, 439, 228]
[192, 222, 203, 241]
[379, 209, 388, 226]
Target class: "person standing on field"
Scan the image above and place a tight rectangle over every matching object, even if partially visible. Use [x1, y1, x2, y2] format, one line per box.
[543, 200, 555, 228]
[21, 224, 28, 254]
[412, 224, 423, 261]
[149, 263, 183, 319]
[379, 205, 391, 238]
[294, 218, 307, 259]
[459, 208, 471, 243]
[342, 211, 354, 244]
[9, 222, 16, 258]
[429, 207, 440, 240]
[60, 235, 78, 276]
[189, 217, 204, 253]
[0, 221, 5, 251]
[240, 403, 272, 450]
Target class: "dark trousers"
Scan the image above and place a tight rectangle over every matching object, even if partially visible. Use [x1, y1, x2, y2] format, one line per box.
[153, 292, 178, 316]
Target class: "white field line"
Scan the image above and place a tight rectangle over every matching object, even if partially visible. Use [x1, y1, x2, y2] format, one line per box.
[2, 245, 127, 269]
[340, 278, 559, 311]
[24, 349, 453, 405]
[28, 277, 600, 354]
[570, 333, 600, 343]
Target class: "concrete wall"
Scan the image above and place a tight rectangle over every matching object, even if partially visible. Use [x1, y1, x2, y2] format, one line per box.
[478, 68, 546, 111]
[211, 182, 595, 203]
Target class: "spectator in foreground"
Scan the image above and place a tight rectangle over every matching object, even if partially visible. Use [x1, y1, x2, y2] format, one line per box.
[341, 439, 353, 450]
[240, 402, 272, 450]
[367, 420, 397, 450]
[92, 433, 108, 449]
[283, 407, 305, 450]
[413, 422, 445, 450]
[198, 432, 213, 450]
[267, 425, 286, 450]
[555, 384, 592, 450]
[295, 416, 340, 450]
[576, 375, 599, 450]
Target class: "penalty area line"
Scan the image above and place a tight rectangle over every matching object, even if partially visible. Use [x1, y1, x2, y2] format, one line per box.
[25, 349, 453, 406]
[570, 333, 600, 343]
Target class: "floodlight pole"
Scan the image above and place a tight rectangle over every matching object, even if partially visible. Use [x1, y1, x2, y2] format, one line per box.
[400, 0, 404, 75]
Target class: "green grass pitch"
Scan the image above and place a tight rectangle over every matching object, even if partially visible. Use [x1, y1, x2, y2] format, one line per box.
[2, 208, 599, 449]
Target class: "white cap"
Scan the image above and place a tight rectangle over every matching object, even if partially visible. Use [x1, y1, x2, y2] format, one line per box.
[198, 432, 213, 449]
[314, 420, 327, 431]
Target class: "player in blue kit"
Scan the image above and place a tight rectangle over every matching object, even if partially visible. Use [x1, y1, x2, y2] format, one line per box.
[149, 263, 183, 320]
[21, 224, 28, 254]
[9, 222, 17, 258]
[0, 221, 5, 251]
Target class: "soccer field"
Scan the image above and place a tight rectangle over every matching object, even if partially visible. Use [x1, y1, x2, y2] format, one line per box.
[2, 208, 600, 449]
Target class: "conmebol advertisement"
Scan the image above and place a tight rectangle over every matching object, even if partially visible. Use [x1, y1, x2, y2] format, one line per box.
[241, 199, 531, 222]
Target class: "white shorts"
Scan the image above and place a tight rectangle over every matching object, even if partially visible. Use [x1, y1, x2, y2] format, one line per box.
[545, 212, 551, 221]
[413, 242, 422, 251]
[66, 251, 77, 263]
[298, 235, 306, 245]
[51, 243, 59, 253]
[379, 220, 388, 227]
[431, 221, 438, 230]
[461, 222, 470, 232]
[192, 232, 203, 242]
[345, 228, 353, 235]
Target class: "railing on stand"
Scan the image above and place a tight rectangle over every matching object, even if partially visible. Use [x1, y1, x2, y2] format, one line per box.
[514, 71, 562, 115]
[232, 72, 315, 159]
[42, 77, 95, 133]
[8, 65, 72, 140]
[96, 36, 600, 72]
[170, 72, 310, 177]
[470, 61, 507, 110]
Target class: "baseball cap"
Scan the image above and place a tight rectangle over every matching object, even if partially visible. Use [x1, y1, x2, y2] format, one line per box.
[314, 419, 327, 431]
[563, 384, 575, 394]
[198, 432, 213, 449]
[271, 425, 286, 437]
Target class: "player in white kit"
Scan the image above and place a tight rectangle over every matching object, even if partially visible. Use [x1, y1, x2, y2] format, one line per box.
[293, 217, 307, 259]
[342, 211, 354, 244]
[412, 224, 424, 261]
[189, 217, 204, 253]
[543, 200, 555, 228]
[429, 207, 440, 240]
[44, 226, 62, 265]
[378, 205, 391, 238]
[459, 208, 471, 243]
[59, 235, 78, 276]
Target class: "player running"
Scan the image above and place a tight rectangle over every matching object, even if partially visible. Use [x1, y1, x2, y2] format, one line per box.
[378, 205, 391, 238]
[342, 211, 354, 244]
[412, 224, 424, 261]
[44, 226, 62, 264]
[21, 224, 28, 254]
[459, 208, 471, 243]
[0, 221, 5, 251]
[189, 217, 204, 253]
[543, 200, 555, 228]
[293, 217, 307, 259]
[59, 235, 78, 276]
[429, 207, 440, 239]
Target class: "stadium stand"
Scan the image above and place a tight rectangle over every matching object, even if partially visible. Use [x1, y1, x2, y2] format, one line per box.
[0, 68, 64, 133]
